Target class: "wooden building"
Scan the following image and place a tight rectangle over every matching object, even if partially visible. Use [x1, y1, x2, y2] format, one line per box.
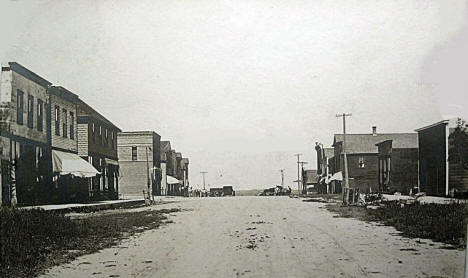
[117, 131, 161, 198]
[375, 134, 418, 194]
[314, 144, 336, 193]
[416, 118, 468, 197]
[160, 140, 172, 196]
[0, 63, 99, 205]
[332, 126, 418, 193]
[0, 62, 51, 205]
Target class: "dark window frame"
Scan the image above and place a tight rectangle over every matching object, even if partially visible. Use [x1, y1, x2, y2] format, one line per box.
[17, 90, 24, 125]
[55, 105, 60, 136]
[62, 108, 67, 138]
[27, 94, 34, 128]
[69, 111, 75, 140]
[37, 99, 43, 132]
[131, 146, 137, 161]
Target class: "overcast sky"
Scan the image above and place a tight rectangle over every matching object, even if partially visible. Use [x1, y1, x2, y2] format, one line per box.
[1, 0, 467, 190]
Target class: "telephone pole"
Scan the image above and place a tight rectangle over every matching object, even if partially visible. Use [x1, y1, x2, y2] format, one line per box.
[299, 161, 308, 194]
[294, 154, 302, 195]
[279, 169, 285, 186]
[336, 113, 352, 205]
[200, 171, 208, 191]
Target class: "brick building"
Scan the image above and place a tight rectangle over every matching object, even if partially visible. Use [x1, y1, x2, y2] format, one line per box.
[77, 99, 121, 200]
[375, 135, 418, 194]
[332, 127, 418, 193]
[416, 118, 468, 197]
[117, 131, 161, 198]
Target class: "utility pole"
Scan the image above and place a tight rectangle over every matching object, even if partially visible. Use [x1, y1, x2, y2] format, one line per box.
[200, 171, 208, 191]
[294, 154, 302, 195]
[279, 169, 285, 186]
[299, 161, 308, 194]
[336, 113, 352, 205]
[145, 146, 152, 203]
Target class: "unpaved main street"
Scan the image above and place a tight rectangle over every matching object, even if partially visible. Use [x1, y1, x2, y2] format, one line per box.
[43, 197, 464, 278]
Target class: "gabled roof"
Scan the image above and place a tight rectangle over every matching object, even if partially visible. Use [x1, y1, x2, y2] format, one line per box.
[160, 141, 172, 161]
[160, 141, 172, 152]
[333, 133, 418, 154]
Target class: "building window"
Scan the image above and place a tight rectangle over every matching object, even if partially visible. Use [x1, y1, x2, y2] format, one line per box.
[99, 125, 102, 144]
[105, 128, 108, 145]
[17, 90, 24, 125]
[70, 112, 74, 140]
[358, 156, 365, 168]
[37, 99, 43, 132]
[131, 146, 137, 161]
[27, 95, 34, 128]
[62, 108, 67, 138]
[55, 106, 60, 135]
[91, 123, 95, 143]
[111, 132, 115, 149]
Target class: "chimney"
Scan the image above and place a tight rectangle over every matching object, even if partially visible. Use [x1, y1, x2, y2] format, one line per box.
[372, 126, 377, 136]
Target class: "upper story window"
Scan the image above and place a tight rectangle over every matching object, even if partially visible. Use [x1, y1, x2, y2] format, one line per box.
[105, 128, 108, 145]
[358, 156, 365, 168]
[37, 99, 43, 132]
[70, 112, 75, 140]
[91, 123, 95, 143]
[131, 146, 137, 161]
[62, 108, 67, 138]
[54, 105, 60, 136]
[17, 90, 24, 125]
[111, 131, 115, 149]
[99, 126, 102, 144]
[27, 95, 34, 128]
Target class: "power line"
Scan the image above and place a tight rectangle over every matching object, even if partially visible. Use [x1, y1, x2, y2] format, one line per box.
[294, 154, 302, 195]
[200, 171, 208, 191]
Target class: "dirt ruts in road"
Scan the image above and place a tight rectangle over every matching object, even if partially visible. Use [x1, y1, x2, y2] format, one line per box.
[42, 197, 464, 278]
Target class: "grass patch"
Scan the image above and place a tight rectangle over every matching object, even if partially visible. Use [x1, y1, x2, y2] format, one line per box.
[0, 207, 180, 278]
[325, 201, 468, 248]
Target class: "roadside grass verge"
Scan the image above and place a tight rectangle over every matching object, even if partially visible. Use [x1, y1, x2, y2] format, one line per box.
[0, 207, 180, 278]
[325, 201, 468, 248]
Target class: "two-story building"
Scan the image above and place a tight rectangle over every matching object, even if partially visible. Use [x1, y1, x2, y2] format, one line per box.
[416, 118, 468, 197]
[0, 62, 51, 205]
[117, 131, 161, 198]
[314, 143, 335, 193]
[161, 141, 171, 195]
[48, 86, 100, 203]
[181, 157, 189, 196]
[332, 126, 418, 193]
[77, 99, 121, 200]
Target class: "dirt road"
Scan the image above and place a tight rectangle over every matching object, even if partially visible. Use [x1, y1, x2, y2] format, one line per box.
[42, 196, 464, 278]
